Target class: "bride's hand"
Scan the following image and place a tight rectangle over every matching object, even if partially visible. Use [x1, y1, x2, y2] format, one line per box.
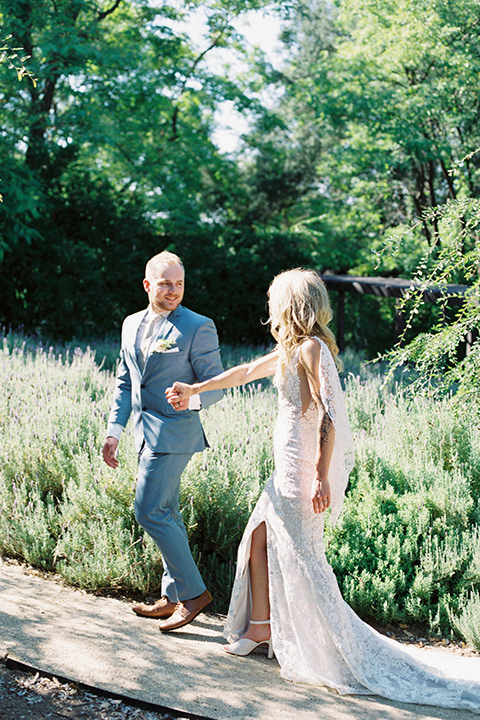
[311, 476, 331, 514]
[165, 381, 194, 406]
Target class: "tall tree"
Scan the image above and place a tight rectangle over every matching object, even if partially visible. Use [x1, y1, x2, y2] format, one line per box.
[222, 0, 480, 350]
[237, 0, 480, 263]
[0, 0, 274, 340]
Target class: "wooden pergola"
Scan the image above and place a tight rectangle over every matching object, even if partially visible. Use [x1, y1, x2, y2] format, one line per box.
[320, 274, 470, 352]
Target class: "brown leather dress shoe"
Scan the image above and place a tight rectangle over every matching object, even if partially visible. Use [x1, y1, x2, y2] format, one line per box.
[159, 590, 213, 632]
[132, 596, 176, 618]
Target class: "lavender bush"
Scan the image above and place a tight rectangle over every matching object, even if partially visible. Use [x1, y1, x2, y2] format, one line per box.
[0, 332, 479, 646]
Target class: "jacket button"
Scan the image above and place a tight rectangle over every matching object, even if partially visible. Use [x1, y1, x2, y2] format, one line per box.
[140, 383, 145, 389]
[142, 406, 147, 411]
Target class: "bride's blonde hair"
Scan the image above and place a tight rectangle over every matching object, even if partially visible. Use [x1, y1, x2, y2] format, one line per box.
[268, 268, 341, 372]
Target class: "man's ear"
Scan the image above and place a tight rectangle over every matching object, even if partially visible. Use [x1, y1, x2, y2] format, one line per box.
[143, 278, 150, 293]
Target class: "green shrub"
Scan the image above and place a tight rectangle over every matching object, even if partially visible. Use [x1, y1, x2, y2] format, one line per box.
[453, 589, 480, 649]
[326, 374, 480, 642]
[0, 331, 479, 647]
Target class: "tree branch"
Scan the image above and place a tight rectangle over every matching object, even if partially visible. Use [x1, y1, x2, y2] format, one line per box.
[97, 0, 123, 22]
[170, 20, 230, 141]
[427, 160, 439, 237]
[456, 126, 476, 196]
[412, 162, 432, 245]
[439, 157, 457, 201]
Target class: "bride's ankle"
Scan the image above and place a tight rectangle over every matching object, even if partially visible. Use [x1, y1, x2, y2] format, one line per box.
[245, 621, 271, 641]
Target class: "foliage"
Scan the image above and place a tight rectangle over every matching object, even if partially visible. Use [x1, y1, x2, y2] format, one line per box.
[214, 0, 480, 350]
[382, 195, 480, 399]
[0, 166, 161, 338]
[327, 372, 480, 637]
[176, 223, 313, 343]
[453, 590, 480, 651]
[0, 332, 479, 648]
[1, 0, 311, 345]
[0, 33, 36, 85]
[4, 0, 480, 350]
[258, 0, 480, 247]
[0, 32, 36, 204]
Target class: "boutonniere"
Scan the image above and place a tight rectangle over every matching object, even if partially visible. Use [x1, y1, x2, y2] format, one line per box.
[152, 338, 176, 353]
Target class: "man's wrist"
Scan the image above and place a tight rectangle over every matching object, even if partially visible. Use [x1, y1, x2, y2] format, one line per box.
[106, 423, 124, 441]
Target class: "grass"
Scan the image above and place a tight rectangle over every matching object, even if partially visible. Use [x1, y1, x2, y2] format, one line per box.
[0, 331, 479, 648]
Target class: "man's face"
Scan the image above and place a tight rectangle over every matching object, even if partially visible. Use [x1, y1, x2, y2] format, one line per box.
[144, 262, 185, 313]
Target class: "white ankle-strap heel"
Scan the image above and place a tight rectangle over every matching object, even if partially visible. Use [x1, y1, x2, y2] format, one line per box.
[224, 619, 273, 659]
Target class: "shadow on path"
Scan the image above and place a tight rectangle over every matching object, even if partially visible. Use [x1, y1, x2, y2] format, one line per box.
[0, 560, 476, 720]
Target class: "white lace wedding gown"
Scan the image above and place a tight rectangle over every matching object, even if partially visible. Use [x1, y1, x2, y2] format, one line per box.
[224, 337, 480, 714]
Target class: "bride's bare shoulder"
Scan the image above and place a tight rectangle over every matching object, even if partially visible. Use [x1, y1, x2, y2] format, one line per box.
[300, 336, 323, 351]
[299, 337, 322, 368]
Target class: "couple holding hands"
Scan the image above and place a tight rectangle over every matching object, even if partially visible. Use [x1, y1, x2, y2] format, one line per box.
[103, 251, 480, 714]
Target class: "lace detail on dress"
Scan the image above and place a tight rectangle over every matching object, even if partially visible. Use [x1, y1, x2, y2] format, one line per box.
[273, 339, 354, 523]
[316, 338, 355, 524]
[223, 340, 480, 714]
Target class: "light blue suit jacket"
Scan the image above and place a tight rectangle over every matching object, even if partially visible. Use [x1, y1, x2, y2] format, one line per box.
[107, 305, 224, 453]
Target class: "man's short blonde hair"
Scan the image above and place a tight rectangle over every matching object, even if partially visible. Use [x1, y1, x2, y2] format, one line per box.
[145, 251, 184, 280]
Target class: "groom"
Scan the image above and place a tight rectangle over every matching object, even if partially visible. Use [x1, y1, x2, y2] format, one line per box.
[102, 251, 224, 631]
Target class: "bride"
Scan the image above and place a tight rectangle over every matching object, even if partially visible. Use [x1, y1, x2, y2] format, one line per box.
[166, 268, 480, 715]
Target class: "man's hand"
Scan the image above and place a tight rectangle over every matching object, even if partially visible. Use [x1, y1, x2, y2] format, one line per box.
[311, 476, 331, 514]
[166, 382, 194, 411]
[103, 437, 119, 469]
[171, 397, 189, 412]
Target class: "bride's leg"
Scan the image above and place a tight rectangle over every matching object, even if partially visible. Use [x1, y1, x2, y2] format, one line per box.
[243, 522, 271, 642]
[224, 521, 273, 655]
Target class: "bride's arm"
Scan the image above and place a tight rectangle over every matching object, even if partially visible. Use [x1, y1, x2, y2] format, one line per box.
[166, 350, 278, 403]
[299, 339, 335, 515]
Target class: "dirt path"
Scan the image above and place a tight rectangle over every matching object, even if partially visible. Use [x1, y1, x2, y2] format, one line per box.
[0, 659, 193, 720]
[1, 559, 479, 720]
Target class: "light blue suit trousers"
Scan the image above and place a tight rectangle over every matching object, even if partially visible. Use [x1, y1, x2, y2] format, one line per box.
[135, 447, 204, 601]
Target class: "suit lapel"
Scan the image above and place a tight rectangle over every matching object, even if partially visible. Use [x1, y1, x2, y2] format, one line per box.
[128, 310, 148, 374]
[159, 306, 181, 342]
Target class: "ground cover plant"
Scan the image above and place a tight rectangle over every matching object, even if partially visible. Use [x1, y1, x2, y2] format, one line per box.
[0, 332, 479, 648]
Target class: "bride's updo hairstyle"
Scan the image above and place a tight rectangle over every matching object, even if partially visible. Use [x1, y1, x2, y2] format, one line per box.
[268, 268, 341, 372]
